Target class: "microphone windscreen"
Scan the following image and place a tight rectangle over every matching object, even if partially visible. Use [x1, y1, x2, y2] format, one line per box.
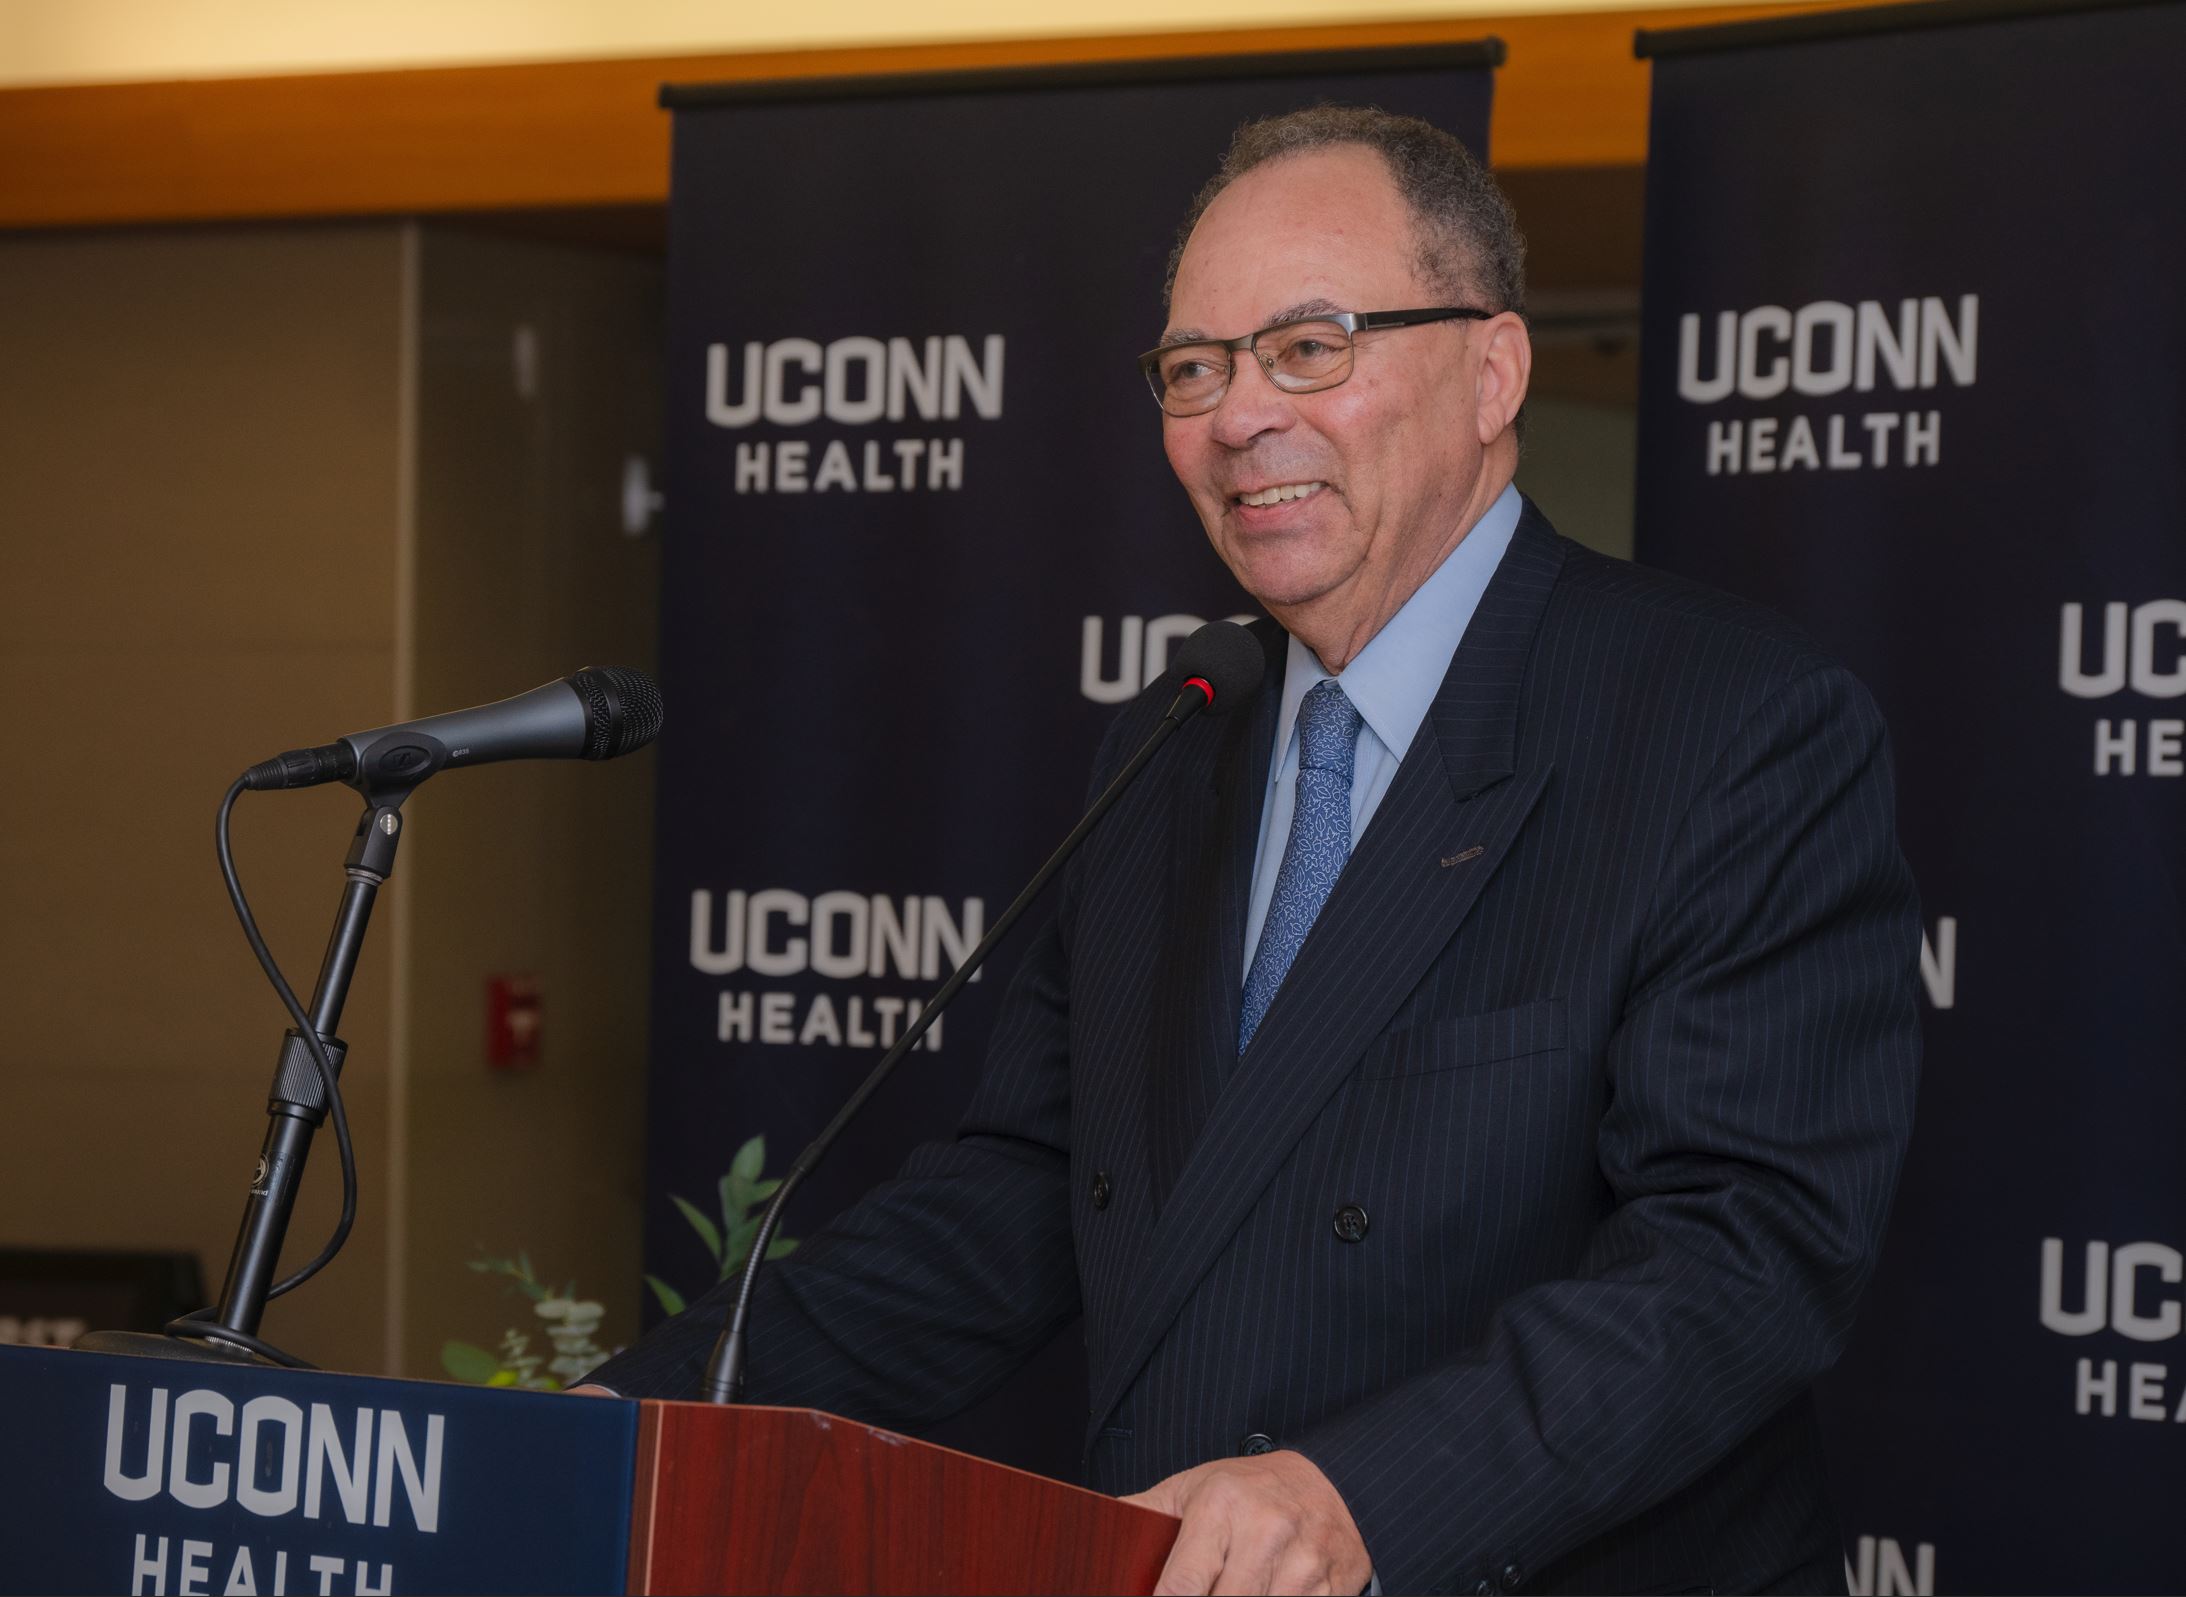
[1168, 621, 1266, 714]
[568, 666, 665, 759]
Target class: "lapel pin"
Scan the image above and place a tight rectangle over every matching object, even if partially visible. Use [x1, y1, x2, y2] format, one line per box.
[1441, 846, 1485, 867]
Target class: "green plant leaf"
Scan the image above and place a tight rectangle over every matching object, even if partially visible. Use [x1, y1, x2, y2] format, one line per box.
[670, 1194, 724, 1265]
[764, 1237, 799, 1261]
[487, 1369, 520, 1387]
[748, 1177, 782, 1203]
[644, 1275, 687, 1317]
[724, 1137, 767, 1218]
[441, 1340, 504, 1385]
[732, 1136, 767, 1185]
[721, 1219, 760, 1278]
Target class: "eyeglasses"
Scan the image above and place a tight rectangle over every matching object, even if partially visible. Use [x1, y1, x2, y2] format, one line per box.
[1138, 307, 1494, 417]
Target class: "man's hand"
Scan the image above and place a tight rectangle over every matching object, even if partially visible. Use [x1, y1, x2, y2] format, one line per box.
[562, 1384, 619, 1397]
[1123, 1450, 1370, 1596]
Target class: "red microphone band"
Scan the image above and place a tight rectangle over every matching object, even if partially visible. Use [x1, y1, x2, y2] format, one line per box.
[1183, 676, 1216, 707]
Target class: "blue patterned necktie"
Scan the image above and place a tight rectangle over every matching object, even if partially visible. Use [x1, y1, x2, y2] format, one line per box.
[1239, 680, 1362, 1052]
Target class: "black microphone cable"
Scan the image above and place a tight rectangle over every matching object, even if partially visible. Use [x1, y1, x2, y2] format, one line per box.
[163, 775, 358, 1369]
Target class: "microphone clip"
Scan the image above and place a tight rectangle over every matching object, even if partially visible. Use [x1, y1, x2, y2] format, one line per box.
[345, 729, 450, 810]
[343, 800, 409, 879]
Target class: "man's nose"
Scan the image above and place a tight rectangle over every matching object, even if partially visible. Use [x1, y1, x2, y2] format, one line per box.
[1206, 354, 1295, 448]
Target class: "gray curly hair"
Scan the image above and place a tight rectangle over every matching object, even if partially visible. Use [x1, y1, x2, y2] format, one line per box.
[1163, 104, 1526, 320]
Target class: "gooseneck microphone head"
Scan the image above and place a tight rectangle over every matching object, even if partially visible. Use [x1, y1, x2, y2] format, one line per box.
[1165, 619, 1267, 720]
[242, 666, 663, 795]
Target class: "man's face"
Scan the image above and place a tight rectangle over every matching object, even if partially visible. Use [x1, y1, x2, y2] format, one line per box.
[1161, 145, 1508, 628]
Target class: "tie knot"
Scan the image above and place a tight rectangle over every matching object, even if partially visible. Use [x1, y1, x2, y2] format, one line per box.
[1297, 680, 1361, 777]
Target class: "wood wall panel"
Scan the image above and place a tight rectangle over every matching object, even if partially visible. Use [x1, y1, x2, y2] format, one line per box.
[0, 4, 1873, 229]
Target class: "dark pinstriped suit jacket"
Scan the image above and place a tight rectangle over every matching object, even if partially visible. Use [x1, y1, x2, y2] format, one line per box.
[590, 502, 1922, 1595]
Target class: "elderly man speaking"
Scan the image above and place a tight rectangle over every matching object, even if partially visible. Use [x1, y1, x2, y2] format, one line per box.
[583, 107, 1921, 1597]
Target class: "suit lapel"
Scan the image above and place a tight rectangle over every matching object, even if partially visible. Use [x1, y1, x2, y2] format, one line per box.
[1143, 623, 1284, 1209]
[1089, 509, 1569, 1437]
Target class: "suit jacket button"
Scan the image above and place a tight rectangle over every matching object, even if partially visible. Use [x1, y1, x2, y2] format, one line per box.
[1472, 1581, 1496, 1596]
[1091, 1171, 1112, 1210]
[1238, 1432, 1275, 1455]
[1499, 1563, 1525, 1591]
[1332, 1203, 1370, 1243]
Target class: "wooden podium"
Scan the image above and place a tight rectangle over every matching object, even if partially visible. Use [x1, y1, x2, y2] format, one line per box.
[629, 1402, 1178, 1594]
[0, 1344, 1177, 1595]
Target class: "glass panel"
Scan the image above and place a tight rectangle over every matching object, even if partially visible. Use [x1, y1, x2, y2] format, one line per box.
[1262, 320, 1353, 388]
[1154, 343, 1230, 406]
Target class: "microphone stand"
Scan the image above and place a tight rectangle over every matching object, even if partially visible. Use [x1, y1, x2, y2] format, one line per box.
[75, 666, 658, 1367]
[703, 680, 1215, 1402]
[76, 794, 409, 1364]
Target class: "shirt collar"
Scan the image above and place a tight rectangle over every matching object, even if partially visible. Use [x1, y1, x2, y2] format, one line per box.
[1272, 482, 1524, 766]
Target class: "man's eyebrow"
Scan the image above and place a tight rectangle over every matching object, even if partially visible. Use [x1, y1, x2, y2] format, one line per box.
[1267, 298, 1344, 325]
[1157, 299, 1345, 348]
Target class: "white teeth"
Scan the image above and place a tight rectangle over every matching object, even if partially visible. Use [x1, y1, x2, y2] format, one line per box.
[1238, 481, 1325, 507]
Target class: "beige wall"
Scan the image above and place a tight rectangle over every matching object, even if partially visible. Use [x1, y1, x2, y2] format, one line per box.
[0, 0, 1751, 86]
[1517, 396, 1638, 561]
[399, 229, 659, 1377]
[0, 225, 408, 1369]
[0, 221, 661, 1376]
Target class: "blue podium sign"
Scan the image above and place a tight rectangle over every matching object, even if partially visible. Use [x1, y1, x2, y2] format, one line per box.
[0, 1346, 636, 1596]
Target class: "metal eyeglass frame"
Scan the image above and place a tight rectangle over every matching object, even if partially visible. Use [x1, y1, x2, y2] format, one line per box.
[1139, 306, 1494, 415]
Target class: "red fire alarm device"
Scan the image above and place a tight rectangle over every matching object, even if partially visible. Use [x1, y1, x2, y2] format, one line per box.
[487, 975, 543, 1070]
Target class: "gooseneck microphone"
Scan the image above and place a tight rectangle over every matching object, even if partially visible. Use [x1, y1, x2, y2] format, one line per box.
[243, 666, 663, 796]
[701, 619, 1267, 1403]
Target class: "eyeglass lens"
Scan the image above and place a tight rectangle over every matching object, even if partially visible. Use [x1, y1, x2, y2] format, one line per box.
[1153, 320, 1354, 413]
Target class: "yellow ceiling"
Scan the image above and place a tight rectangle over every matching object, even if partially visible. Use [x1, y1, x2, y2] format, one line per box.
[0, 0, 1811, 87]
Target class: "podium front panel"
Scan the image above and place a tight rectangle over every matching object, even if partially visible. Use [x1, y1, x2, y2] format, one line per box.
[0, 1345, 638, 1595]
[629, 1401, 1177, 1595]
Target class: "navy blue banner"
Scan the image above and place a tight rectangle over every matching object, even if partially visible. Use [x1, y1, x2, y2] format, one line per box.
[0, 1345, 635, 1595]
[649, 54, 1494, 1477]
[1636, 5, 2186, 1591]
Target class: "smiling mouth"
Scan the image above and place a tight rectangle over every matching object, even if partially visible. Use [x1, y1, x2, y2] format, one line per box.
[1232, 481, 1328, 508]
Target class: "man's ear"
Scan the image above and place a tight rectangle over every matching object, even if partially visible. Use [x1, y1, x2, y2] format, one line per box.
[1473, 312, 1533, 446]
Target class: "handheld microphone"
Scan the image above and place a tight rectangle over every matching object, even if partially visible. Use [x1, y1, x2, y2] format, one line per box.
[242, 666, 663, 796]
[701, 619, 1267, 1403]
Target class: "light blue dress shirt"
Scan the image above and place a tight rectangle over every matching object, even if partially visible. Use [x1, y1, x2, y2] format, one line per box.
[1241, 483, 1522, 979]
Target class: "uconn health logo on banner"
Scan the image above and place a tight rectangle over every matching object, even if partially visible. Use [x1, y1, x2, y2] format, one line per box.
[2040, 1237, 2186, 1426]
[1675, 295, 1977, 475]
[1079, 613, 1257, 703]
[102, 1381, 442, 1594]
[1844, 1534, 1938, 1596]
[2058, 600, 2186, 778]
[689, 888, 984, 1052]
[704, 334, 1004, 495]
